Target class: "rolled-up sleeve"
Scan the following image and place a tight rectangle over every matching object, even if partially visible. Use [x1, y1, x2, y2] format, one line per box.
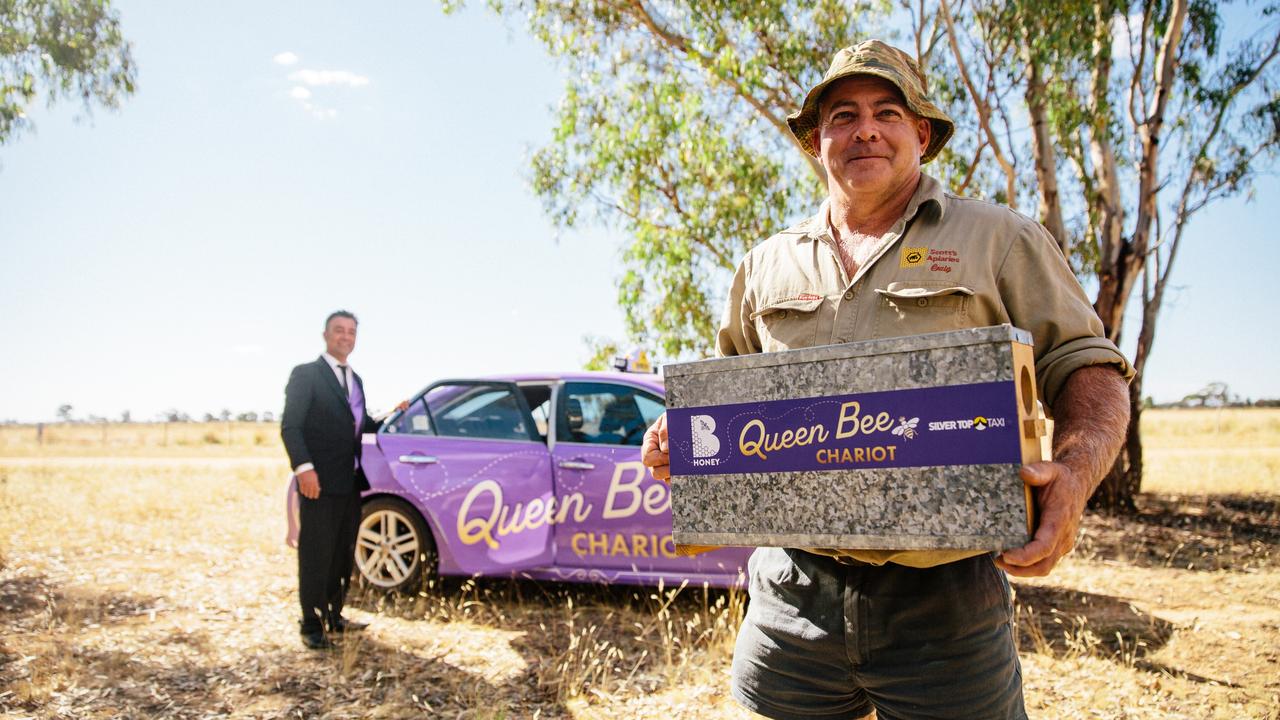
[997, 222, 1133, 411]
[716, 252, 762, 358]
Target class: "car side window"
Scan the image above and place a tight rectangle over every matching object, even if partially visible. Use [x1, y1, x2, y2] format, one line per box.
[519, 384, 553, 442]
[384, 397, 432, 435]
[426, 383, 533, 442]
[557, 382, 664, 447]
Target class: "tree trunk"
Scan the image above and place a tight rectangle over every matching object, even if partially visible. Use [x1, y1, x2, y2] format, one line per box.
[1024, 56, 1068, 254]
[1090, 369, 1144, 513]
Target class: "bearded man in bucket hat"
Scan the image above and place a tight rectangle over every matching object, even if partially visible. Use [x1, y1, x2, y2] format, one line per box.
[642, 40, 1133, 719]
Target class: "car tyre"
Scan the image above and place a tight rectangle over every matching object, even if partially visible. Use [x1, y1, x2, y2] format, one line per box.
[355, 497, 437, 594]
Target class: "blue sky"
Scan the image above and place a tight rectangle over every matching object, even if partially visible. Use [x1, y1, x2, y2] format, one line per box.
[1, 1, 1275, 422]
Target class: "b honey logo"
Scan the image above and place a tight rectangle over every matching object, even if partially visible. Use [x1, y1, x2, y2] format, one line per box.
[690, 415, 721, 458]
[900, 246, 928, 268]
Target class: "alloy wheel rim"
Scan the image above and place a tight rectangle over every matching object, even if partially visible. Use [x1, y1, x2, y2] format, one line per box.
[355, 509, 421, 588]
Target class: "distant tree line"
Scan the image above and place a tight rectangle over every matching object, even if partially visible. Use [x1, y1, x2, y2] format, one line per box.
[1146, 382, 1279, 409]
[18, 405, 280, 425]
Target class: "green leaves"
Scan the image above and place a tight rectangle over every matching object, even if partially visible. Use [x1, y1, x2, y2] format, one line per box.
[0, 0, 136, 146]
[461, 0, 1278, 369]
[470, 0, 875, 357]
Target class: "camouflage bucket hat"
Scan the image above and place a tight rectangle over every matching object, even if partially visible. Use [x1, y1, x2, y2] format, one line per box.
[787, 39, 955, 164]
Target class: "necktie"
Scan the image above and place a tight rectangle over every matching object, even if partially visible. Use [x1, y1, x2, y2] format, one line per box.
[337, 364, 349, 396]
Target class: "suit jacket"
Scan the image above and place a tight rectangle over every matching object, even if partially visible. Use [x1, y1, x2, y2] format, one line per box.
[281, 356, 379, 496]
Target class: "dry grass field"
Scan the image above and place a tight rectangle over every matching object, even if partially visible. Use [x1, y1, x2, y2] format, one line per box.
[1, 410, 1277, 719]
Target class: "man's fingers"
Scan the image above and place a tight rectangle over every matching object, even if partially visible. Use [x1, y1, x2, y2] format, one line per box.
[641, 446, 668, 467]
[1000, 513, 1062, 568]
[650, 464, 670, 482]
[1019, 463, 1056, 486]
[995, 554, 1054, 577]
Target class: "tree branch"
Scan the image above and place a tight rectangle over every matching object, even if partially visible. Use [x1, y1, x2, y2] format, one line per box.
[623, 0, 824, 181]
[939, 0, 1018, 207]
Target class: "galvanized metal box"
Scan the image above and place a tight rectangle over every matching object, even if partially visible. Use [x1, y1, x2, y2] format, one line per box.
[663, 325, 1044, 551]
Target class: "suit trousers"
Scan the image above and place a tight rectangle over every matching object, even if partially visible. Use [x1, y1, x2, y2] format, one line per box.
[297, 492, 362, 633]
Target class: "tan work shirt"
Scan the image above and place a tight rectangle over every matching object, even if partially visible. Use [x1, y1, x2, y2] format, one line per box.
[716, 173, 1132, 568]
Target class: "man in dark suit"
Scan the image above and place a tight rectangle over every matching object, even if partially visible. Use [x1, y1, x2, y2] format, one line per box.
[281, 309, 384, 649]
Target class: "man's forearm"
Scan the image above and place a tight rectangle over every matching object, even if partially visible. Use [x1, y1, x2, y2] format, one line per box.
[1049, 364, 1131, 492]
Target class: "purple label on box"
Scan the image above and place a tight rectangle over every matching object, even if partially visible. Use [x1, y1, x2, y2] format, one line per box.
[667, 381, 1022, 476]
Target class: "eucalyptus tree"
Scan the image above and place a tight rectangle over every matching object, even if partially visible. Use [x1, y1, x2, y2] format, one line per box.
[936, 0, 1280, 508]
[1, 0, 136, 146]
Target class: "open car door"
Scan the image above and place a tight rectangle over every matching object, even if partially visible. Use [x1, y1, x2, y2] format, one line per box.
[377, 380, 555, 575]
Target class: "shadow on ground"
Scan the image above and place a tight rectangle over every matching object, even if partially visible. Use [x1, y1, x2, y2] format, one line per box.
[1078, 493, 1279, 571]
[0, 572, 566, 719]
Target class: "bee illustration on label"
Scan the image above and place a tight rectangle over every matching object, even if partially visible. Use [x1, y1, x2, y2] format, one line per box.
[891, 416, 920, 439]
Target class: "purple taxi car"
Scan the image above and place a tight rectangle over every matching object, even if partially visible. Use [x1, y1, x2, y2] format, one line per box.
[352, 371, 750, 591]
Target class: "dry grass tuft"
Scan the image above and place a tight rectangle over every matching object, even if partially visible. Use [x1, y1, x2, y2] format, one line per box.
[1, 409, 1278, 718]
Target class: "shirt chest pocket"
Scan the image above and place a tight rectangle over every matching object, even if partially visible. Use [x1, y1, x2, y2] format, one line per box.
[751, 295, 824, 352]
[872, 282, 974, 339]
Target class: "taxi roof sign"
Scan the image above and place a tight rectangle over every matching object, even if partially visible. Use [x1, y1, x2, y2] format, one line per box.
[613, 348, 656, 374]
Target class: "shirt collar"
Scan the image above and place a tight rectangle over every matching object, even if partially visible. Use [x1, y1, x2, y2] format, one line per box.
[802, 172, 947, 242]
[322, 353, 352, 372]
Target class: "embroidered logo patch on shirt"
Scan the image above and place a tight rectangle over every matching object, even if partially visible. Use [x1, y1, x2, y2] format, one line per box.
[900, 247, 928, 268]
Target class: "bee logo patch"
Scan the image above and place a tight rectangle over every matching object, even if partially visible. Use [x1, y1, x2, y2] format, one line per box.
[900, 247, 928, 268]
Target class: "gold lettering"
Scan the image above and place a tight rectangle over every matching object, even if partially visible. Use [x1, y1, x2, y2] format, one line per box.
[836, 401, 861, 439]
[642, 482, 669, 515]
[887, 445, 897, 460]
[632, 535, 650, 557]
[457, 480, 501, 549]
[496, 502, 524, 537]
[611, 534, 630, 556]
[661, 535, 678, 558]
[870, 446, 886, 462]
[556, 493, 591, 524]
[742, 418, 830, 460]
[854, 447, 866, 462]
[588, 533, 608, 555]
[571, 532, 588, 557]
[739, 419, 767, 460]
[524, 497, 546, 531]
[604, 462, 646, 519]
[875, 413, 893, 433]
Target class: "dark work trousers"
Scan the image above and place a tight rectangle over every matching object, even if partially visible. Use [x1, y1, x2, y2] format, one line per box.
[732, 548, 1026, 720]
[297, 492, 362, 634]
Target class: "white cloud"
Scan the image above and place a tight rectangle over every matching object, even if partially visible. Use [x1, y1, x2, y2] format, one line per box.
[232, 344, 264, 356]
[288, 69, 370, 88]
[275, 61, 366, 120]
